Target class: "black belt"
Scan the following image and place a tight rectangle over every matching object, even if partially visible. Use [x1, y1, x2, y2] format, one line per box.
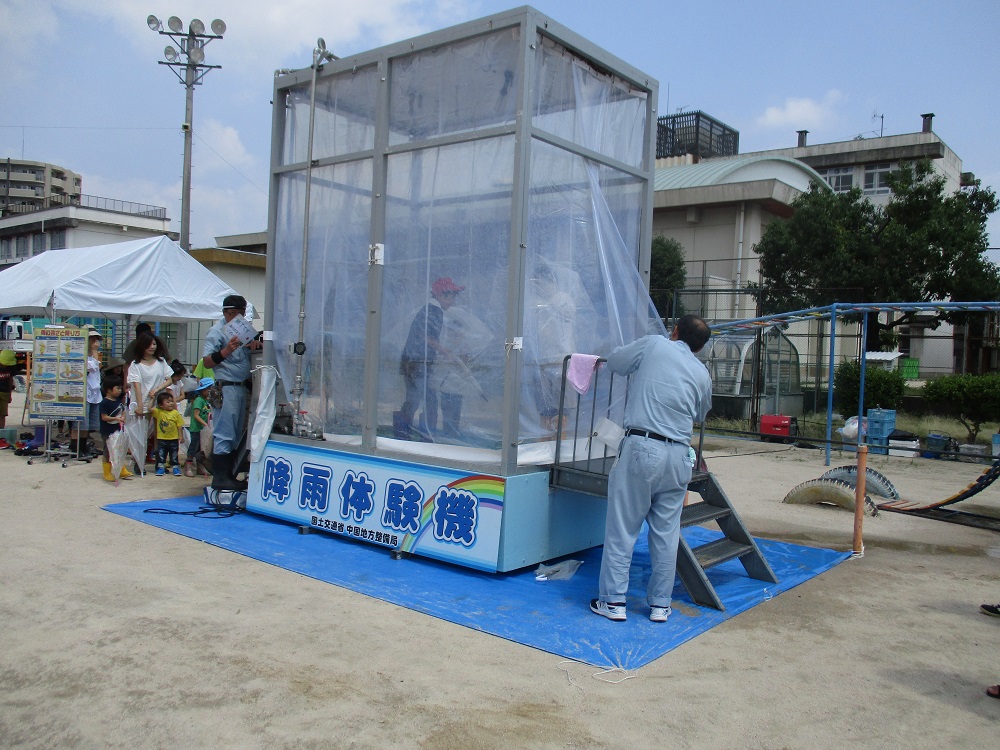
[626, 428, 686, 446]
[216, 380, 249, 388]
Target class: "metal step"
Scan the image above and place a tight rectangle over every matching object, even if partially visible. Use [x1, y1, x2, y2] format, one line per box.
[681, 501, 731, 528]
[693, 538, 754, 569]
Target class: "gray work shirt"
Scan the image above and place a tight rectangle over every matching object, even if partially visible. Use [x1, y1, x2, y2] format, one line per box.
[203, 318, 252, 383]
[607, 335, 712, 445]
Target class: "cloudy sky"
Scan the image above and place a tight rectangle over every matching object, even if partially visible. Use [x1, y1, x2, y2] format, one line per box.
[2, 0, 998, 247]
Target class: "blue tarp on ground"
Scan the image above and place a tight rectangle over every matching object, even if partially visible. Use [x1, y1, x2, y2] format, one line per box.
[103, 497, 850, 669]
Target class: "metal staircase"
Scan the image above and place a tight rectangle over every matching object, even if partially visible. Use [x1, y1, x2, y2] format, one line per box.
[678, 470, 777, 610]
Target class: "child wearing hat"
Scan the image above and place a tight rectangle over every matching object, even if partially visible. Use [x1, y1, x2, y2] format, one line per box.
[183, 377, 214, 477]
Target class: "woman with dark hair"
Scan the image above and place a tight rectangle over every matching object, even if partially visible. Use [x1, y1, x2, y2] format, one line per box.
[126, 332, 173, 469]
[127, 332, 172, 415]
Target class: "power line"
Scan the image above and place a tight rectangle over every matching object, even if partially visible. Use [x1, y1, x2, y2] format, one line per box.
[0, 124, 175, 131]
[0, 123, 268, 198]
[193, 132, 268, 198]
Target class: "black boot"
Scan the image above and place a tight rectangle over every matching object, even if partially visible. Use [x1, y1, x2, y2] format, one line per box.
[210, 452, 248, 491]
[392, 411, 410, 439]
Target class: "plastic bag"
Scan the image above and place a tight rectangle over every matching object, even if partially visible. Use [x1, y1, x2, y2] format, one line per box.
[592, 417, 625, 450]
[535, 559, 583, 581]
[839, 416, 867, 441]
[201, 414, 214, 456]
[107, 429, 128, 486]
[124, 412, 149, 476]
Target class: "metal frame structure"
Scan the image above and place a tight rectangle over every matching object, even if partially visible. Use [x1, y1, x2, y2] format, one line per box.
[712, 301, 1000, 465]
[263, 6, 658, 475]
[655, 110, 739, 159]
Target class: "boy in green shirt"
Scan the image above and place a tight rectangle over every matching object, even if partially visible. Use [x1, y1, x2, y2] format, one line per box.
[183, 377, 214, 477]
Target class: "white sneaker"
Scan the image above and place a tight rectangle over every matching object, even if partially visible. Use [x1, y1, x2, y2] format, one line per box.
[649, 605, 671, 623]
[590, 599, 627, 621]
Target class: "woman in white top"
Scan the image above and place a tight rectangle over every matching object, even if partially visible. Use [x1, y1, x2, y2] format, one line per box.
[126, 332, 173, 468]
[127, 332, 173, 417]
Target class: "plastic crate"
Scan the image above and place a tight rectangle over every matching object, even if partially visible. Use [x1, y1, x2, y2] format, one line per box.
[866, 409, 896, 441]
[899, 357, 919, 380]
[868, 436, 889, 455]
[926, 432, 956, 460]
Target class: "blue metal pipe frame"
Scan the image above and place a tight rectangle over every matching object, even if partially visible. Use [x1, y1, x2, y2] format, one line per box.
[711, 301, 1000, 466]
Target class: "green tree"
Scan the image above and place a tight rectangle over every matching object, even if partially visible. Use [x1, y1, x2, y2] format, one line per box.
[922, 374, 1000, 443]
[754, 160, 1000, 350]
[833, 360, 905, 414]
[649, 235, 686, 318]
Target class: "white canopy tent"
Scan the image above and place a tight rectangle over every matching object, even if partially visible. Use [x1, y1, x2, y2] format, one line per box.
[0, 236, 238, 322]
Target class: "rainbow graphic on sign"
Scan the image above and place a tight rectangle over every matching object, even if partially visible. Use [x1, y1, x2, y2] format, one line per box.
[399, 474, 505, 552]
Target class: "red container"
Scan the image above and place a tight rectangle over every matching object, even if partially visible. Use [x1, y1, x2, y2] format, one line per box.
[761, 414, 793, 438]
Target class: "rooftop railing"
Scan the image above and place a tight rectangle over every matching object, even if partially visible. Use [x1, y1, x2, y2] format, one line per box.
[0, 193, 168, 220]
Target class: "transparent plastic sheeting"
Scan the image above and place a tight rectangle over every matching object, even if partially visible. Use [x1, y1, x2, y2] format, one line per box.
[282, 66, 378, 167]
[388, 28, 520, 146]
[533, 35, 648, 170]
[271, 160, 373, 437]
[270, 27, 662, 463]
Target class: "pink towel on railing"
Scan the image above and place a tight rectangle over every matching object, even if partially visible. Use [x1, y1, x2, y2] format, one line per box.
[567, 353, 601, 395]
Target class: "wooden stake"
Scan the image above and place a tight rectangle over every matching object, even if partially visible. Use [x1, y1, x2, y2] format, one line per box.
[853, 445, 868, 556]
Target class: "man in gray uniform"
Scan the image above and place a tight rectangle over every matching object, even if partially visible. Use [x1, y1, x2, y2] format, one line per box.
[201, 295, 261, 491]
[591, 314, 712, 623]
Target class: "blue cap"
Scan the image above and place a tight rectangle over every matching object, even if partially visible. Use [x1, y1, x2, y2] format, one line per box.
[193, 377, 215, 392]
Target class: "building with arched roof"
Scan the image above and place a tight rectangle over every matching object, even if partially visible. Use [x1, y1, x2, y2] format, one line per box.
[652, 154, 829, 320]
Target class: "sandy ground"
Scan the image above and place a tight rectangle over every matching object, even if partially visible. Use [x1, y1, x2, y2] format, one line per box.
[2, 386, 999, 750]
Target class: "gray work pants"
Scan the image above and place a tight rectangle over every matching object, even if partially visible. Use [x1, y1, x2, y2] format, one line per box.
[598, 435, 691, 608]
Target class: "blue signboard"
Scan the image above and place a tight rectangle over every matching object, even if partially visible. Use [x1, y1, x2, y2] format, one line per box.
[248, 440, 506, 572]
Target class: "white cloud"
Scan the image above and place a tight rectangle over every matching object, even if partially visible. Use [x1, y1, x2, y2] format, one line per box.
[82, 0, 472, 78]
[195, 118, 256, 175]
[756, 90, 845, 130]
[0, 1, 59, 80]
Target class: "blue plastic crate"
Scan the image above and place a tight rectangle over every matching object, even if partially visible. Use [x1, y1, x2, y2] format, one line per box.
[868, 436, 889, 455]
[866, 409, 896, 441]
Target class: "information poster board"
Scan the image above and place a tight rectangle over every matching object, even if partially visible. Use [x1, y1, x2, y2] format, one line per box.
[29, 327, 87, 421]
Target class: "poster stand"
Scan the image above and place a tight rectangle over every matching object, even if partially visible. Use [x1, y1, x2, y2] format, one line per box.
[24, 326, 92, 468]
[26, 418, 93, 467]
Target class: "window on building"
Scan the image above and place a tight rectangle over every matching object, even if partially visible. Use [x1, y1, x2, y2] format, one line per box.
[864, 163, 893, 195]
[0, 239, 10, 260]
[50, 229, 67, 250]
[15, 236, 29, 258]
[32, 234, 47, 253]
[818, 167, 853, 193]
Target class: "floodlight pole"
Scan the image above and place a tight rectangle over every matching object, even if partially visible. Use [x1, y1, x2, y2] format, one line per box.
[147, 15, 226, 251]
[181, 63, 196, 252]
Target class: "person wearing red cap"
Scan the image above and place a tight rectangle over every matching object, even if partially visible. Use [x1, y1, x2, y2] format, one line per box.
[395, 277, 464, 440]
